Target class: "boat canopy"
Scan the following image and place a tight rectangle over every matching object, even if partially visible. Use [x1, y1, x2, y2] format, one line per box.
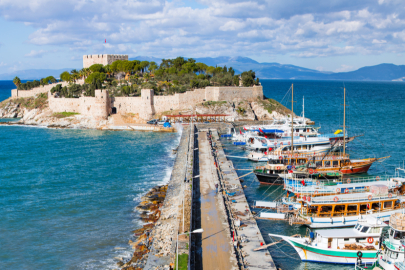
[315, 228, 382, 239]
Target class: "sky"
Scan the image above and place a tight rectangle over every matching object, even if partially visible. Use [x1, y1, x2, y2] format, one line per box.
[0, 0, 404, 74]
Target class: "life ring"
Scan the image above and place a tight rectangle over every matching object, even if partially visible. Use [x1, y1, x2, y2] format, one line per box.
[303, 196, 306, 201]
[357, 251, 363, 258]
[314, 190, 319, 195]
[292, 166, 296, 169]
[336, 188, 340, 193]
[288, 154, 292, 158]
[347, 178, 351, 184]
[368, 195, 372, 200]
[334, 196, 339, 202]
[314, 170, 318, 173]
[388, 193, 393, 198]
[345, 189, 349, 194]
[284, 184, 286, 189]
[316, 181, 320, 186]
[376, 176, 380, 181]
[307, 196, 311, 202]
[279, 156, 283, 160]
[367, 238, 373, 244]
[333, 156, 336, 160]
[288, 141, 291, 145]
[276, 166, 281, 170]
[309, 169, 314, 175]
[292, 187, 295, 192]
[295, 154, 298, 158]
[280, 142, 283, 145]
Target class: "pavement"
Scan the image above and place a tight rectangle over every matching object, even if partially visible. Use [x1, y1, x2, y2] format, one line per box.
[199, 131, 239, 270]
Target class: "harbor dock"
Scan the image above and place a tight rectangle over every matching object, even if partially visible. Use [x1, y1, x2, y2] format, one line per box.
[139, 123, 277, 269]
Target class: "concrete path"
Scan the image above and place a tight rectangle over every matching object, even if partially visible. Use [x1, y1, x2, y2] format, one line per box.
[199, 131, 238, 270]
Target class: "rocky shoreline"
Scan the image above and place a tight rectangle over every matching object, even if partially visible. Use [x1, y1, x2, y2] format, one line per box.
[116, 185, 169, 270]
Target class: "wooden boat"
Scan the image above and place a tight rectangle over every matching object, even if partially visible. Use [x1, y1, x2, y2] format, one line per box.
[270, 217, 387, 264]
[295, 187, 404, 228]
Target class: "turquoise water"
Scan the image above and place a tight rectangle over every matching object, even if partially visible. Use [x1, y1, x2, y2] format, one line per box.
[222, 80, 405, 270]
[0, 82, 180, 269]
[1, 79, 404, 269]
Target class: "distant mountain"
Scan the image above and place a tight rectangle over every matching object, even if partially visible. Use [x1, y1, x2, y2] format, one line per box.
[2, 57, 405, 81]
[0, 68, 75, 80]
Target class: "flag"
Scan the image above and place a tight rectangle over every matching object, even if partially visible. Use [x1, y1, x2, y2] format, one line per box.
[259, 128, 263, 133]
[105, 39, 106, 43]
[239, 129, 242, 135]
[243, 127, 247, 131]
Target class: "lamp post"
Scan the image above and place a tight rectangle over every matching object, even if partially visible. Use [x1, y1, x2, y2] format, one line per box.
[176, 228, 203, 270]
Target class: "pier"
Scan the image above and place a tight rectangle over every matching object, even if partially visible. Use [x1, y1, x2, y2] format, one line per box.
[142, 123, 277, 270]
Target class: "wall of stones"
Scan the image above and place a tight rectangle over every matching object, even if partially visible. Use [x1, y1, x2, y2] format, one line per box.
[211, 85, 263, 101]
[113, 96, 143, 114]
[11, 82, 70, 98]
[83, 54, 128, 68]
[48, 90, 110, 119]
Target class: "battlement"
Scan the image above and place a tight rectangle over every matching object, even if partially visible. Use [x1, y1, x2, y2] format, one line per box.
[83, 54, 128, 68]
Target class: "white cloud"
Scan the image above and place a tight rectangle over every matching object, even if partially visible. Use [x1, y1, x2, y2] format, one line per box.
[24, 50, 48, 58]
[0, 0, 405, 59]
[335, 64, 355, 72]
[0, 62, 7, 67]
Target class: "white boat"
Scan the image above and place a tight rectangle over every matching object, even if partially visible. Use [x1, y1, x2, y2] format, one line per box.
[355, 212, 405, 270]
[269, 217, 386, 264]
[296, 190, 405, 229]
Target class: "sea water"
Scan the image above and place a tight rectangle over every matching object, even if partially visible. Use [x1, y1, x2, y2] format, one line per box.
[0, 81, 180, 269]
[222, 80, 405, 269]
[0, 80, 404, 269]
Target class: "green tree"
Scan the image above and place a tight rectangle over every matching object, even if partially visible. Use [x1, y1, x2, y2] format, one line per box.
[233, 75, 240, 86]
[60, 71, 72, 82]
[13, 76, 21, 87]
[89, 64, 104, 73]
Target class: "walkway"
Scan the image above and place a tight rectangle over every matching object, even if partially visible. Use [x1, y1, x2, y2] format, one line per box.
[199, 131, 238, 270]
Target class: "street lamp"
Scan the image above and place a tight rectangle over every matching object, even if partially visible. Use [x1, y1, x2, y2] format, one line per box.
[176, 228, 204, 270]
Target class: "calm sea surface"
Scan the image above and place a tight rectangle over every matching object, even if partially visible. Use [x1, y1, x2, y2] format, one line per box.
[0, 79, 404, 269]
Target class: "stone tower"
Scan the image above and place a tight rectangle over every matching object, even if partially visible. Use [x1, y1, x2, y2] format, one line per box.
[140, 89, 155, 120]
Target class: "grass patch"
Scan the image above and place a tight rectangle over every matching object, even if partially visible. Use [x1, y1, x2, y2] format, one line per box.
[202, 101, 227, 106]
[175, 253, 188, 270]
[14, 92, 49, 110]
[236, 106, 246, 115]
[52, 112, 80, 118]
[257, 98, 293, 115]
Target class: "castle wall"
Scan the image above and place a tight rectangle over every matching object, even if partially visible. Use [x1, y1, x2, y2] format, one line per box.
[113, 96, 143, 115]
[48, 89, 110, 120]
[83, 54, 128, 68]
[209, 85, 263, 101]
[11, 82, 70, 98]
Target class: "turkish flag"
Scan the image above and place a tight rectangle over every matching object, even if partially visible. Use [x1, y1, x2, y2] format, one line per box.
[239, 129, 242, 135]
[105, 39, 106, 43]
[259, 128, 263, 133]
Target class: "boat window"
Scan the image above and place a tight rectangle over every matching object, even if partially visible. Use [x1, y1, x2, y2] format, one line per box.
[357, 225, 363, 231]
[369, 227, 381, 234]
[393, 230, 405, 240]
[390, 251, 399, 259]
[324, 161, 331, 167]
[344, 238, 350, 241]
[390, 229, 394, 237]
[356, 238, 366, 242]
[333, 161, 339, 167]
[384, 201, 393, 208]
[361, 226, 369, 233]
[354, 224, 360, 230]
[316, 161, 322, 167]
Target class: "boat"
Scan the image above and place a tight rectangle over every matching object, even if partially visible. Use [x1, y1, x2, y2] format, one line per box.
[355, 213, 405, 270]
[269, 217, 387, 264]
[294, 186, 404, 228]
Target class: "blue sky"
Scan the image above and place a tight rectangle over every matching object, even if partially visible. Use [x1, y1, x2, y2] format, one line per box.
[0, 0, 404, 73]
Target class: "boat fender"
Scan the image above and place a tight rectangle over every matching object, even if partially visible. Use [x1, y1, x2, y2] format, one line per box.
[357, 251, 363, 258]
[330, 217, 333, 224]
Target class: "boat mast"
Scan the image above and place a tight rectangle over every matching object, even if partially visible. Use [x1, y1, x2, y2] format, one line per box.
[303, 96, 305, 120]
[291, 84, 294, 158]
[343, 87, 346, 156]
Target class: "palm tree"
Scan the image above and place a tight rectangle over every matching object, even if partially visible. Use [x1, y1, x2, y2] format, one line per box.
[70, 69, 80, 83]
[13, 76, 21, 87]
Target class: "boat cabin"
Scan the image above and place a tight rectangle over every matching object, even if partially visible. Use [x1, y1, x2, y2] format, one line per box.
[300, 190, 399, 218]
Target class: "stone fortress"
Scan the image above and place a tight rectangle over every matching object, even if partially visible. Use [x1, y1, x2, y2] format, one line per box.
[11, 54, 263, 121]
[83, 54, 128, 68]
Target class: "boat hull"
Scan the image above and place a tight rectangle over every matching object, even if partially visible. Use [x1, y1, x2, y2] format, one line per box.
[304, 210, 404, 228]
[270, 234, 378, 265]
[254, 172, 284, 185]
[340, 163, 373, 174]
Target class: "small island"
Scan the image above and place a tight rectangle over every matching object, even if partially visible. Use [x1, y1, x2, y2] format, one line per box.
[1, 54, 292, 130]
